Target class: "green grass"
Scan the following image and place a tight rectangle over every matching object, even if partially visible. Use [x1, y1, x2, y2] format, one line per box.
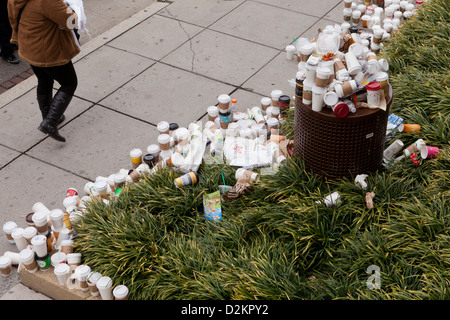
[73, 0, 450, 300]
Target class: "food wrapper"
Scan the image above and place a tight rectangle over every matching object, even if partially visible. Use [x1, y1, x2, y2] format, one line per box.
[203, 190, 222, 221]
[365, 192, 375, 209]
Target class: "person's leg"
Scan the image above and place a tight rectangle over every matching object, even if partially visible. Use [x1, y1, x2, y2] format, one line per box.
[30, 64, 56, 121]
[0, 0, 19, 64]
[38, 61, 78, 142]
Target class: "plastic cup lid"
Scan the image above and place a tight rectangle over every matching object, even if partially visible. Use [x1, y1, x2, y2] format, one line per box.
[175, 127, 189, 140]
[333, 103, 349, 118]
[157, 121, 169, 132]
[266, 117, 279, 127]
[23, 227, 38, 238]
[207, 105, 219, 115]
[11, 227, 24, 238]
[129, 148, 143, 157]
[271, 90, 283, 99]
[3, 221, 17, 233]
[19, 248, 34, 262]
[147, 144, 160, 154]
[0, 255, 12, 268]
[366, 81, 382, 91]
[323, 91, 339, 106]
[87, 271, 102, 284]
[94, 180, 108, 191]
[218, 94, 231, 104]
[113, 285, 129, 297]
[75, 265, 91, 277]
[375, 71, 389, 81]
[50, 209, 64, 219]
[54, 263, 70, 275]
[96, 276, 113, 289]
[31, 234, 46, 245]
[158, 134, 170, 144]
[32, 211, 47, 224]
[260, 97, 271, 105]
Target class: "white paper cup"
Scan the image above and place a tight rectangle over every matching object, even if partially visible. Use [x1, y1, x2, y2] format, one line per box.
[266, 117, 279, 131]
[323, 91, 339, 106]
[302, 80, 314, 105]
[157, 134, 171, 151]
[49, 209, 65, 231]
[0, 256, 13, 277]
[157, 121, 170, 134]
[384, 139, 404, 160]
[344, 51, 362, 76]
[207, 105, 219, 121]
[113, 285, 129, 300]
[51, 252, 67, 267]
[31, 234, 48, 258]
[3, 221, 17, 245]
[32, 211, 49, 235]
[285, 45, 296, 60]
[54, 263, 71, 286]
[94, 180, 108, 199]
[66, 252, 82, 271]
[4, 251, 20, 265]
[270, 90, 283, 107]
[12, 227, 28, 252]
[19, 248, 38, 273]
[251, 106, 265, 124]
[32, 202, 51, 215]
[311, 86, 327, 112]
[334, 80, 357, 98]
[235, 168, 260, 183]
[96, 276, 113, 300]
[130, 148, 143, 169]
[87, 272, 102, 296]
[315, 67, 331, 88]
[23, 227, 38, 244]
[75, 265, 92, 291]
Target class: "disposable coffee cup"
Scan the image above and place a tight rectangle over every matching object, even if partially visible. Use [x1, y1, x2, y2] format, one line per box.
[0, 256, 13, 277]
[67, 252, 82, 272]
[401, 124, 421, 133]
[36, 252, 51, 271]
[96, 276, 113, 300]
[26, 213, 35, 227]
[266, 117, 279, 132]
[305, 59, 318, 84]
[302, 80, 313, 105]
[75, 265, 92, 291]
[315, 67, 331, 88]
[420, 146, 440, 159]
[218, 94, 231, 111]
[87, 272, 102, 296]
[94, 180, 108, 199]
[157, 121, 170, 134]
[54, 263, 71, 286]
[344, 0, 352, 8]
[251, 106, 265, 124]
[174, 171, 198, 188]
[375, 72, 389, 97]
[49, 209, 65, 231]
[32, 202, 51, 215]
[235, 168, 260, 183]
[403, 139, 426, 157]
[51, 251, 67, 267]
[366, 81, 382, 107]
[19, 248, 38, 273]
[3, 221, 17, 245]
[384, 139, 404, 160]
[61, 239, 74, 254]
[158, 134, 171, 151]
[4, 251, 20, 265]
[207, 106, 219, 121]
[31, 234, 47, 257]
[343, 8, 352, 22]
[285, 45, 296, 60]
[130, 148, 143, 169]
[344, 51, 362, 76]
[218, 185, 233, 196]
[311, 85, 327, 112]
[298, 42, 314, 63]
[23, 226, 38, 244]
[334, 80, 357, 98]
[12, 228, 28, 252]
[113, 285, 129, 300]
[352, 10, 361, 24]
[32, 211, 49, 235]
[260, 97, 272, 112]
[323, 91, 339, 107]
[270, 90, 283, 108]
[361, 15, 370, 28]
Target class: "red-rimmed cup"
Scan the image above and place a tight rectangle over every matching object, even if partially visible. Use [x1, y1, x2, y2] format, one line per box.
[420, 146, 439, 159]
[66, 188, 78, 198]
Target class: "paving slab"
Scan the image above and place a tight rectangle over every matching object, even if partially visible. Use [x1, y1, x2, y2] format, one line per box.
[0, 145, 21, 169]
[0, 90, 93, 152]
[161, 28, 279, 86]
[241, 51, 298, 97]
[253, 0, 342, 18]
[324, 0, 345, 23]
[158, 0, 246, 27]
[100, 62, 235, 125]
[108, 14, 204, 61]
[0, 283, 52, 300]
[27, 105, 160, 179]
[209, 0, 319, 50]
[72, 46, 155, 103]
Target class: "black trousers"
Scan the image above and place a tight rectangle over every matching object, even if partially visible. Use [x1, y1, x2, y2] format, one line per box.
[30, 61, 78, 97]
[0, 0, 13, 55]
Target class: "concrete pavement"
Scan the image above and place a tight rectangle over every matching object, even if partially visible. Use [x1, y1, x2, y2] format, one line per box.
[0, 0, 344, 299]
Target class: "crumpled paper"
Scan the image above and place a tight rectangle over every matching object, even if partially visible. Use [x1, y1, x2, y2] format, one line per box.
[64, 0, 90, 37]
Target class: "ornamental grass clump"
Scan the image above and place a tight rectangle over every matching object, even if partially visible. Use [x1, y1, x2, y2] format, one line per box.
[74, 0, 449, 300]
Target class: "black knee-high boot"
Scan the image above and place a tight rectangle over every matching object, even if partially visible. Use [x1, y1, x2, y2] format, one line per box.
[38, 90, 73, 142]
[37, 93, 66, 124]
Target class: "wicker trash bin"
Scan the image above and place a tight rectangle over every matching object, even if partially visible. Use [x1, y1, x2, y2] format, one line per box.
[293, 85, 393, 179]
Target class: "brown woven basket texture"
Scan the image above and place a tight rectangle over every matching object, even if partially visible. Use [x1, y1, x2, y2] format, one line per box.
[293, 85, 393, 179]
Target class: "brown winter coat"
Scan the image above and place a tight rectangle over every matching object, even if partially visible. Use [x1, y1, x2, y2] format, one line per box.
[8, 0, 80, 67]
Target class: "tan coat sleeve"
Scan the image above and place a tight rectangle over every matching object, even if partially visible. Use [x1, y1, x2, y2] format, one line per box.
[42, 0, 78, 31]
[7, 0, 25, 44]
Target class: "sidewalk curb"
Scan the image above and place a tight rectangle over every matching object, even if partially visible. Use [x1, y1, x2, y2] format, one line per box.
[0, 0, 169, 109]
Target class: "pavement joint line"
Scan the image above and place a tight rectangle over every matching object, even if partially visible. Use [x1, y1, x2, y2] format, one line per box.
[95, 103, 159, 127]
[0, 0, 170, 109]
